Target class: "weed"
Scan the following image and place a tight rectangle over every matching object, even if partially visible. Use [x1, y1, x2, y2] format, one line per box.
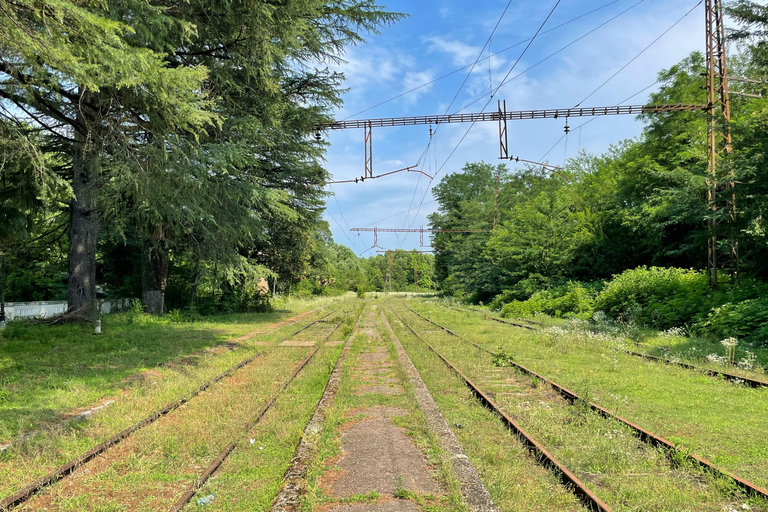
[492, 349, 514, 367]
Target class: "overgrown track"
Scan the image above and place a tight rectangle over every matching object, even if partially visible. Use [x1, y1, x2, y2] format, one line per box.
[443, 303, 768, 388]
[404, 305, 768, 502]
[389, 307, 612, 512]
[169, 317, 347, 511]
[617, 348, 768, 389]
[0, 308, 341, 511]
[443, 305, 539, 330]
[270, 306, 365, 512]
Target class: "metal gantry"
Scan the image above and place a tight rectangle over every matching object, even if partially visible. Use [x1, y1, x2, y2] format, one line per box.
[352, 226, 491, 248]
[326, 1, 735, 285]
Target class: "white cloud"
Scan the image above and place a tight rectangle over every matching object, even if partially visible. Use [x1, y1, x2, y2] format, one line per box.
[424, 36, 482, 66]
[401, 71, 436, 104]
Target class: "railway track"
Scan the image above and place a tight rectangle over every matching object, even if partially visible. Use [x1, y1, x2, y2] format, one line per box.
[0, 307, 346, 511]
[396, 304, 768, 504]
[170, 311, 355, 511]
[390, 307, 611, 512]
[439, 303, 768, 388]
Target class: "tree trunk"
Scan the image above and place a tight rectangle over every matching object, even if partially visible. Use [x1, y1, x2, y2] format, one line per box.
[190, 259, 200, 309]
[67, 127, 100, 320]
[142, 237, 170, 315]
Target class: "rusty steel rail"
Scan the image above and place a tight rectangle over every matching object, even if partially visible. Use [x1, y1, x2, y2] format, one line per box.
[291, 309, 339, 336]
[399, 306, 768, 502]
[0, 309, 340, 511]
[617, 348, 768, 389]
[389, 307, 612, 512]
[169, 319, 346, 511]
[440, 305, 539, 330]
[440, 304, 768, 387]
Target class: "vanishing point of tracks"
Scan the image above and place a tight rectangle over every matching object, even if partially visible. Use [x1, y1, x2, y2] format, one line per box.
[0, 306, 355, 511]
[388, 303, 768, 511]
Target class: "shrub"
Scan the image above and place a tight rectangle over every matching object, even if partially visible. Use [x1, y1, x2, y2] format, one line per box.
[501, 281, 596, 319]
[593, 267, 711, 329]
[696, 298, 768, 344]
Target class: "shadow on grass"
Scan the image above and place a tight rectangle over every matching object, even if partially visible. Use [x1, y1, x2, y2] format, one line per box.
[0, 310, 285, 439]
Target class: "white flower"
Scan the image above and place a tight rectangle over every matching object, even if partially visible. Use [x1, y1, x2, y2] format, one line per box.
[720, 337, 739, 348]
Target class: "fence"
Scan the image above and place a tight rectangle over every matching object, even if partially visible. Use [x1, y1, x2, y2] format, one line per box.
[2, 299, 133, 321]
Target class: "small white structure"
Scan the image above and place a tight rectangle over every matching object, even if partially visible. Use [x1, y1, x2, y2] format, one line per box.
[2, 299, 132, 321]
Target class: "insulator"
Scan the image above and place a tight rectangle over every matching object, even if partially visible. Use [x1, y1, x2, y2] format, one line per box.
[564, 122, 570, 134]
[315, 131, 322, 141]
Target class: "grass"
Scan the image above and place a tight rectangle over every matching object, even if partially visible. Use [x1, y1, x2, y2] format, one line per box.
[0, 297, 356, 501]
[383, 303, 584, 512]
[177, 342, 348, 511]
[401, 299, 768, 510]
[0, 296, 346, 442]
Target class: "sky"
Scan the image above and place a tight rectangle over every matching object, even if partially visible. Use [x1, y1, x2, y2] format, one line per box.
[320, 0, 706, 255]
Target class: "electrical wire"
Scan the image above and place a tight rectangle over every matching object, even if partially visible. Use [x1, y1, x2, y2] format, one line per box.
[340, 0, 625, 121]
[328, 184, 367, 254]
[406, 0, 563, 230]
[574, 0, 703, 107]
[402, 0, 514, 231]
[539, 79, 661, 162]
[451, 0, 648, 116]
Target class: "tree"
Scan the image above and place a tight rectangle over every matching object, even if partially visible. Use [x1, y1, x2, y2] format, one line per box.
[1, 0, 217, 318]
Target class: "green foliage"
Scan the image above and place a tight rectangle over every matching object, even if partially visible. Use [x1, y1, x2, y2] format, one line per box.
[502, 281, 598, 319]
[594, 267, 711, 328]
[492, 349, 515, 367]
[696, 298, 768, 343]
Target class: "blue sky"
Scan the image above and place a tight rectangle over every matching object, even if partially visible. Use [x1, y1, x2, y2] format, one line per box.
[320, 0, 705, 255]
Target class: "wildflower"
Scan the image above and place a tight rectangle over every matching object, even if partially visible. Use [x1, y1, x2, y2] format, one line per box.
[720, 337, 738, 348]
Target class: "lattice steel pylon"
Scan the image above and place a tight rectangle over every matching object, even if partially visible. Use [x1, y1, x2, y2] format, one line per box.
[705, 0, 735, 287]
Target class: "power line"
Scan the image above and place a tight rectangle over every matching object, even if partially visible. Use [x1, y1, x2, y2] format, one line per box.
[442, 0, 514, 116]
[328, 184, 367, 254]
[539, 80, 662, 162]
[340, 0, 625, 121]
[399, 1, 639, 230]
[406, 0, 564, 230]
[574, 1, 703, 107]
[450, 0, 648, 116]
[403, 0, 513, 231]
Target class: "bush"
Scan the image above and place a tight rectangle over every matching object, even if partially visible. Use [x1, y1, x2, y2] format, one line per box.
[593, 267, 711, 329]
[501, 281, 596, 319]
[488, 274, 555, 310]
[696, 298, 768, 344]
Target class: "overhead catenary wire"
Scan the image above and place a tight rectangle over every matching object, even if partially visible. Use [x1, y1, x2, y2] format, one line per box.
[450, 0, 649, 117]
[340, 0, 625, 122]
[574, 0, 703, 107]
[540, 79, 662, 162]
[402, 0, 514, 231]
[405, 0, 564, 230]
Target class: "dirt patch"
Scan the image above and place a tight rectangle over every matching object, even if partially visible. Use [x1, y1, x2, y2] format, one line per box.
[327, 499, 420, 512]
[354, 385, 404, 396]
[345, 407, 408, 419]
[358, 352, 389, 363]
[359, 375, 400, 385]
[326, 410, 441, 498]
[280, 340, 317, 347]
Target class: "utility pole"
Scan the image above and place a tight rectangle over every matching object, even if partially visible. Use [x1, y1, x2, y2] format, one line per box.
[0, 255, 5, 329]
[414, 256, 418, 293]
[705, 0, 734, 287]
